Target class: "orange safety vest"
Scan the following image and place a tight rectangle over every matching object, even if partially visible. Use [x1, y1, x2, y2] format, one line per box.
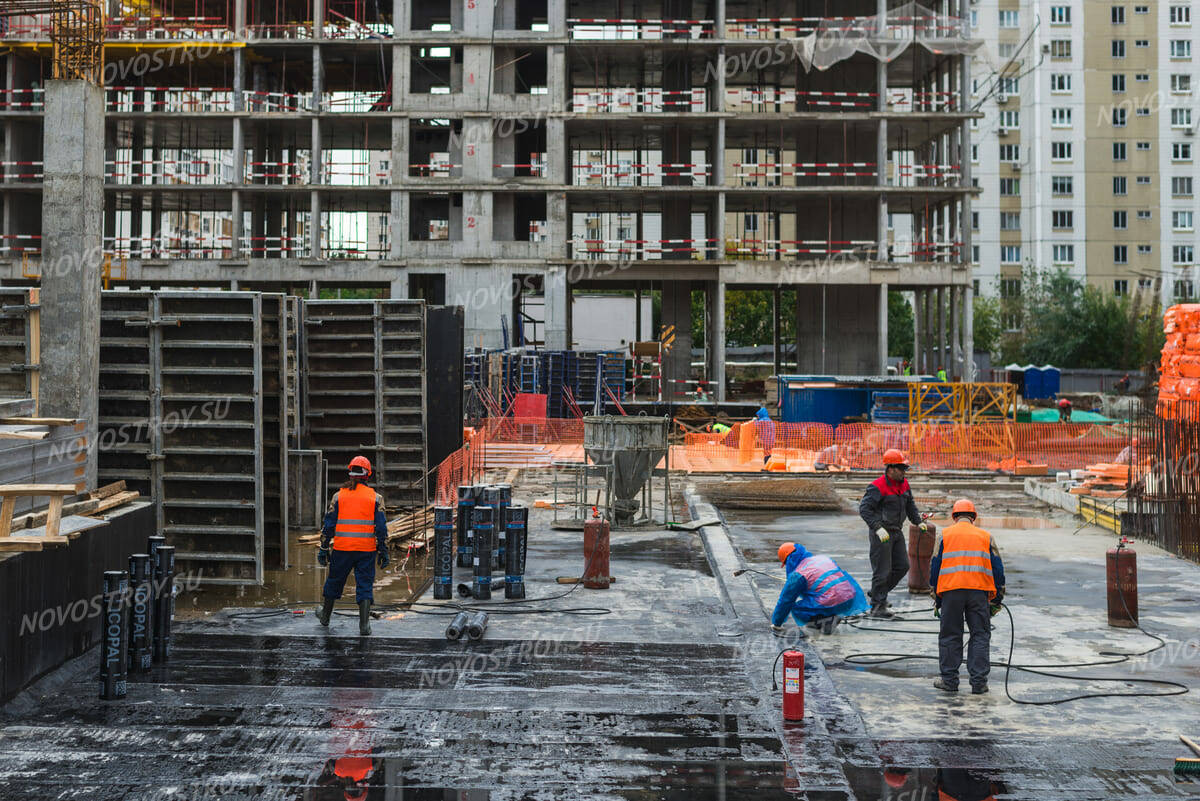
[935, 520, 997, 597]
[333, 484, 379, 552]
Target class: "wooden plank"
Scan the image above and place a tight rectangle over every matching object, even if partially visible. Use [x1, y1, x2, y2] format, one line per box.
[4, 534, 68, 546]
[89, 490, 139, 515]
[44, 495, 62, 538]
[0, 483, 83, 496]
[90, 480, 127, 500]
[0, 417, 76, 426]
[0, 540, 42, 552]
[0, 431, 46, 441]
[0, 495, 13, 539]
[28, 287, 39, 414]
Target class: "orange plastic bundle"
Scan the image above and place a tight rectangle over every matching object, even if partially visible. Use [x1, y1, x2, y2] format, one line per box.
[1156, 305, 1200, 417]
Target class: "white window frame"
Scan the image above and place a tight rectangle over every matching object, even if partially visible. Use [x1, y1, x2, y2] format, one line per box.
[1173, 74, 1193, 93]
[1051, 107, 1072, 127]
[1171, 40, 1193, 59]
[1050, 5, 1071, 24]
[1171, 4, 1191, 24]
[1174, 210, 1194, 231]
[1053, 244, 1075, 264]
[1174, 142, 1194, 161]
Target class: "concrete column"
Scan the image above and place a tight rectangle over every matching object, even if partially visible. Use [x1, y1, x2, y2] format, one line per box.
[936, 286, 945, 377]
[878, 282, 888, 374]
[912, 291, 922, 374]
[960, 281, 969, 381]
[661, 281, 693, 400]
[713, 47, 726, 112]
[543, 265, 568, 349]
[393, 46, 410, 107]
[712, 277, 726, 401]
[41, 80, 104, 489]
[313, 0, 325, 37]
[234, 0, 246, 36]
[714, 0, 726, 38]
[773, 286, 782, 376]
[390, 191, 406, 258]
[547, 46, 567, 109]
[949, 286, 960, 378]
[394, 0, 410, 33]
[877, 118, 888, 259]
[713, 118, 725, 185]
[545, 118, 565, 183]
[547, 0, 566, 35]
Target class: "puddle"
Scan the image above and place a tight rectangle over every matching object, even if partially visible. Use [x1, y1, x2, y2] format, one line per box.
[843, 764, 1009, 799]
[610, 535, 714, 576]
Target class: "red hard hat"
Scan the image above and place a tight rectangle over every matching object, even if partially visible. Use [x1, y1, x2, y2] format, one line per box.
[951, 498, 977, 519]
[883, 768, 911, 789]
[778, 543, 796, 564]
[883, 449, 908, 468]
[349, 455, 372, 477]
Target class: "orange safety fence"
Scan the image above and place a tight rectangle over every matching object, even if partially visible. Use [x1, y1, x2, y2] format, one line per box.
[431, 426, 488, 506]
[480, 416, 585, 445]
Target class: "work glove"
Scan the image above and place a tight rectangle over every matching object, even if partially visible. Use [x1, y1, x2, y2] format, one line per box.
[919, 522, 929, 532]
[933, 595, 942, 619]
[770, 624, 785, 637]
[990, 592, 1004, 617]
[875, 526, 891, 543]
[317, 547, 329, 567]
[377, 549, 390, 569]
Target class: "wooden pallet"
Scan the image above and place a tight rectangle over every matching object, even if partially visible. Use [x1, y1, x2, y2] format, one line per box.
[0, 483, 82, 550]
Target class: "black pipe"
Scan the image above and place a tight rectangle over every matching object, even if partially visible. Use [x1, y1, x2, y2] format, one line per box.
[433, 506, 454, 600]
[99, 570, 129, 700]
[496, 483, 512, 571]
[505, 506, 528, 600]
[152, 545, 175, 663]
[472, 506, 494, 600]
[456, 485, 475, 568]
[127, 554, 154, 673]
[445, 610, 471, 640]
[466, 611, 489, 641]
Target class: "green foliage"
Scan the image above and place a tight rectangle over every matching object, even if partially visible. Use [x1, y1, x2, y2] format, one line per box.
[971, 296, 1003, 357]
[887, 292, 914, 360]
[996, 266, 1162, 369]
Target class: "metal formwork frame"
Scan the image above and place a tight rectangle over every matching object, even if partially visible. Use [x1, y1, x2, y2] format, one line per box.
[0, 288, 39, 407]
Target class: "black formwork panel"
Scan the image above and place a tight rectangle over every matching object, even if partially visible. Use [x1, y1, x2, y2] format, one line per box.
[425, 306, 464, 481]
[303, 299, 428, 511]
[0, 287, 38, 401]
[98, 291, 290, 585]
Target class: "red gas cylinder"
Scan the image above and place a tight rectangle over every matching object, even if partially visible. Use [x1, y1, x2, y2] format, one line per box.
[583, 507, 611, 589]
[782, 650, 804, 721]
[1106, 542, 1138, 628]
[907, 522, 937, 593]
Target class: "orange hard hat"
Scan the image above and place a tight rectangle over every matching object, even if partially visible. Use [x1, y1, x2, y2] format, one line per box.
[951, 498, 977, 519]
[778, 542, 796, 563]
[349, 455, 372, 477]
[883, 768, 911, 789]
[883, 449, 908, 468]
[1132, 437, 1140, 446]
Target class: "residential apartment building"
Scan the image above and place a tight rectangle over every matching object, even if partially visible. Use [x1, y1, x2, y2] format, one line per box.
[971, 0, 1199, 306]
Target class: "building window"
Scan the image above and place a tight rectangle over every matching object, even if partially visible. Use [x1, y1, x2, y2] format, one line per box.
[1112, 40, 1126, 58]
[1000, 178, 1021, 196]
[1000, 211, 1021, 230]
[1051, 107, 1072, 126]
[1135, 5, 1150, 13]
[1115, 210, 1129, 229]
[1174, 142, 1194, 161]
[1137, 175, 1152, 185]
[1171, 5, 1191, 24]
[1001, 279, 1022, 329]
[1114, 141, 1128, 160]
[1051, 39, 1072, 59]
[1136, 73, 1150, 81]
[1135, 39, 1150, 47]
[1174, 176, 1195, 196]
[1173, 108, 1194, 127]
[1136, 107, 1151, 116]
[1052, 210, 1074, 229]
[1051, 74, 1072, 92]
[999, 9, 1019, 27]
[1176, 279, 1196, 298]
[1001, 245, 1022, 264]
[971, 144, 979, 162]
[1115, 245, 1129, 264]
[999, 42, 1017, 58]
[1175, 245, 1196, 264]
[1173, 74, 1192, 93]
[1139, 278, 1154, 291]
[1000, 110, 1020, 128]
[1000, 76, 1020, 94]
[1114, 176, 1128, 195]
[972, 211, 980, 230]
[1053, 244, 1075, 263]
[972, 245, 980, 263]
[1113, 107, 1127, 127]
[999, 144, 1020, 162]
[1174, 210, 1195, 231]
[1051, 176, 1074, 195]
[1137, 141, 1152, 151]
[1138, 244, 1153, 255]
[1137, 210, 1152, 220]
[1172, 40, 1192, 58]
[1051, 5, 1071, 23]
[1113, 73, 1127, 92]
[1114, 280, 1129, 295]
[744, 214, 758, 232]
[1112, 5, 1126, 24]
[1001, 278, 1021, 297]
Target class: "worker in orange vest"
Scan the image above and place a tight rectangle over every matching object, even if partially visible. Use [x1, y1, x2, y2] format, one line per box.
[929, 499, 1006, 694]
[317, 456, 389, 635]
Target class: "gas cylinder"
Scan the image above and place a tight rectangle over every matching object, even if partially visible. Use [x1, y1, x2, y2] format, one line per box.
[782, 650, 804, 721]
[583, 507, 610, 589]
[1106, 541, 1138, 628]
[907, 521, 937, 593]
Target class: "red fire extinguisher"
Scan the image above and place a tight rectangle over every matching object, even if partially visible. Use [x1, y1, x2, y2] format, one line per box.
[583, 506, 610, 589]
[782, 650, 804, 721]
[1106, 537, 1138, 628]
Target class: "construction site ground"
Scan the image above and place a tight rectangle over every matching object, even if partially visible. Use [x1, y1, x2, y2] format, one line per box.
[2, 471, 1199, 799]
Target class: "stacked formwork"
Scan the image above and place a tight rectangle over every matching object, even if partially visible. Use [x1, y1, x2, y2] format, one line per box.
[97, 291, 289, 584]
[302, 299, 427, 511]
[0, 288, 39, 407]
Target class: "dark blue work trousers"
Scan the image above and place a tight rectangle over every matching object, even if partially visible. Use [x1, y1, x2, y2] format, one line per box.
[323, 549, 376, 603]
[938, 588, 991, 689]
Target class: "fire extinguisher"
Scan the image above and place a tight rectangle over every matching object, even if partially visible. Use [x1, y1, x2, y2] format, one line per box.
[782, 650, 804, 721]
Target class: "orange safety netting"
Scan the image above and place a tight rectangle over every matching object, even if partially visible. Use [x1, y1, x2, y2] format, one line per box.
[431, 427, 487, 506]
[480, 417, 585, 444]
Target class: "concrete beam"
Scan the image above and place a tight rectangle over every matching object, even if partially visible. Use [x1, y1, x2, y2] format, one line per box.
[40, 80, 104, 489]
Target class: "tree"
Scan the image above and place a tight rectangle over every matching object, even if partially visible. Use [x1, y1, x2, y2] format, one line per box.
[887, 291, 914, 360]
[972, 295, 1003, 357]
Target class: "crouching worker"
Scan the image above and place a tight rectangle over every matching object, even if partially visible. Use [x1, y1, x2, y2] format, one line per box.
[317, 456, 390, 635]
[771, 543, 869, 636]
[930, 499, 1005, 694]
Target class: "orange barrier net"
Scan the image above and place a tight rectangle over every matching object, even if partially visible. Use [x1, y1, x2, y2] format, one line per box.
[431, 426, 487, 506]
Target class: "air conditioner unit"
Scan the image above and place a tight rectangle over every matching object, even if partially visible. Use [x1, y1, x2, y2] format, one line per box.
[998, 92, 1008, 103]
[998, 127, 1009, 136]
[1012, 162, 1022, 171]
[1187, 126, 1196, 136]
[1041, 43, 1051, 53]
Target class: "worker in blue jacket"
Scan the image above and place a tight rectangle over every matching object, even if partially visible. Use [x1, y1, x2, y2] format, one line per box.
[754, 406, 776, 465]
[770, 543, 869, 635]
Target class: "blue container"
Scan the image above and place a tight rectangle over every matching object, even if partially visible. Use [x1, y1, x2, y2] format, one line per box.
[1023, 366, 1044, 400]
[1040, 366, 1061, 398]
[779, 379, 872, 425]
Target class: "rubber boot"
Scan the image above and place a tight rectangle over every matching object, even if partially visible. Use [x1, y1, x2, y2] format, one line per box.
[358, 600, 372, 636]
[317, 597, 335, 627]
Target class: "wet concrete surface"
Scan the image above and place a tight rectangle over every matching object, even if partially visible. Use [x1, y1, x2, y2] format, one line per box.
[3, 477, 1199, 799]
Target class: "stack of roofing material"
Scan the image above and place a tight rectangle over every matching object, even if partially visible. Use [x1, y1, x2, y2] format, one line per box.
[302, 299, 428, 512]
[98, 291, 290, 585]
[1158, 303, 1200, 417]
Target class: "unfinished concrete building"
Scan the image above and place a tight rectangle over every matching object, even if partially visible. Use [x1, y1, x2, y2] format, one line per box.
[0, 0, 979, 397]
